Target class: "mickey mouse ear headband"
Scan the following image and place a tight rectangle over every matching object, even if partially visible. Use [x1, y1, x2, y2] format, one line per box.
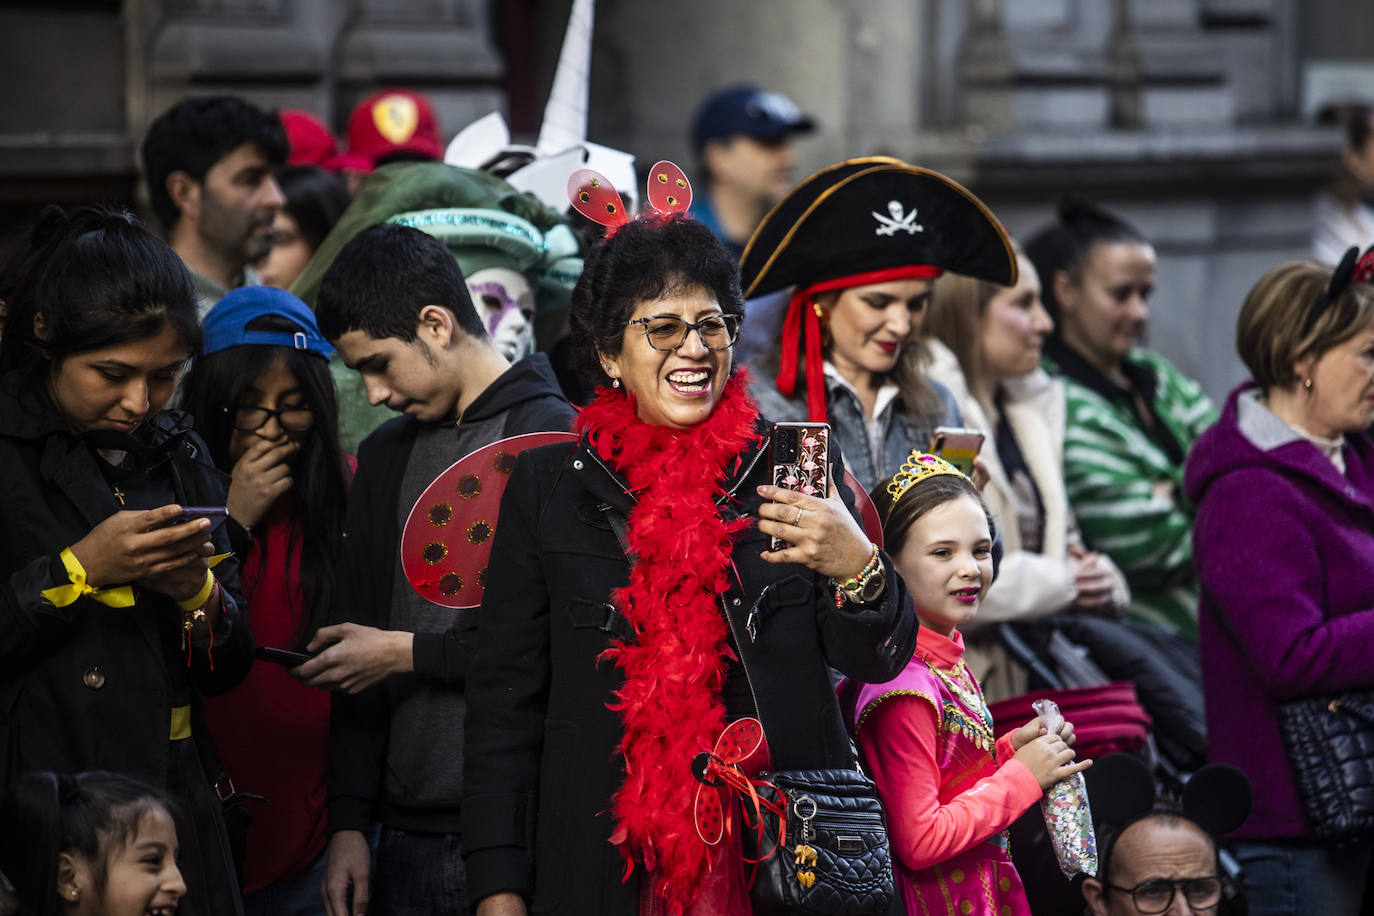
[567, 160, 692, 233]
[1084, 753, 1252, 839]
[1305, 245, 1374, 335]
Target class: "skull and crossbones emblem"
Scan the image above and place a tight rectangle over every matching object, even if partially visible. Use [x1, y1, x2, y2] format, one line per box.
[872, 200, 923, 237]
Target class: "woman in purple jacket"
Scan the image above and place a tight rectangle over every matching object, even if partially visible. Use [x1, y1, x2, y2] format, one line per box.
[1184, 249, 1374, 916]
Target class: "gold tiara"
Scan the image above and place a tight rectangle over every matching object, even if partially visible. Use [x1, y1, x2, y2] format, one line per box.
[886, 451, 970, 507]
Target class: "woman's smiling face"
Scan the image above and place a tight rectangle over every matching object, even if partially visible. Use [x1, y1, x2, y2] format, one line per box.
[824, 278, 934, 385]
[601, 286, 735, 430]
[891, 494, 994, 637]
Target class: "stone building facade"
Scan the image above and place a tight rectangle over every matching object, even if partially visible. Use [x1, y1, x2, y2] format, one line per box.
[2, 0, 1372, 399]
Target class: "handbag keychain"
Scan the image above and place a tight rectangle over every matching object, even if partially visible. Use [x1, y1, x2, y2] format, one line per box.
[791, 795, 819, 888]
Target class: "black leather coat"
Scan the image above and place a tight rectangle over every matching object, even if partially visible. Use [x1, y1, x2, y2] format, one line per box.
[461, 424, 918, 915]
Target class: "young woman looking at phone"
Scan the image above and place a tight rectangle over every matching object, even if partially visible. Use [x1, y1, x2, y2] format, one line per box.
[183, 285, 351, 911]
[0, 206, 251, 916]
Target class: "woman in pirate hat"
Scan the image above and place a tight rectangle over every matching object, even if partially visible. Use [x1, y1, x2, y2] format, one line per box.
[743, 157, 1018, 493]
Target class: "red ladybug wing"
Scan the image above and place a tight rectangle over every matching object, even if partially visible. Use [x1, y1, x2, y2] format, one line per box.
[645, 160, 692, 215]
[694, 784, 726, 845]
[401, 432, 578, 608]
[712, 717, 765, 766]
[568, 168, 628, 228]
[842, 469, 884, 549]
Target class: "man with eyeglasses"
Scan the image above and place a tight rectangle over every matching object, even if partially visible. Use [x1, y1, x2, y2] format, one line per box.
[1082, 813, 1225, 914]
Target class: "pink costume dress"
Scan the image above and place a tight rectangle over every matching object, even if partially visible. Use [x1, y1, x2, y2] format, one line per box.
[850, 627, 1039, 916]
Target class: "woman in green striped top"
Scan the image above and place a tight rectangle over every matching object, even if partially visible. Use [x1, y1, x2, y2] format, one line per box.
[1025, 200, 1216, 636]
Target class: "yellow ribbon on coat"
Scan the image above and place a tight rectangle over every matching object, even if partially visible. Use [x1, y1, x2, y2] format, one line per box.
[41, 548, 136, 608]
[40, 549, 233, 610]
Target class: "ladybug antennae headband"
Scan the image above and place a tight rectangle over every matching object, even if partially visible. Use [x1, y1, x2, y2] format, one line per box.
[568, 160, 692, 232]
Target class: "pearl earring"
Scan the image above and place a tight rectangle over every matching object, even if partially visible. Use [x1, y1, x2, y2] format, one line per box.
[612, 378, 621, 389]
[1304, 377, 1313, 390]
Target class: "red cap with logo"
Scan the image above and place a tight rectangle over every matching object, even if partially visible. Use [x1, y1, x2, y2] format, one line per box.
[344, 88, 443, 170]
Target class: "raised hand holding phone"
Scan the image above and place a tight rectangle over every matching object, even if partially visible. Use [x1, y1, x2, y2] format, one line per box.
[757, 422, 873, 581]
[69, 505, 216, 596]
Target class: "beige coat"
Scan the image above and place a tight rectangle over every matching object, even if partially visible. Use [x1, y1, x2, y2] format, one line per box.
[924, 340, 1129, 699]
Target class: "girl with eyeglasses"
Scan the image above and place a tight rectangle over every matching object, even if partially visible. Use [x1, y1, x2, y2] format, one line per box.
[0, 206, 251, 916]
[182, 286, 350, 913]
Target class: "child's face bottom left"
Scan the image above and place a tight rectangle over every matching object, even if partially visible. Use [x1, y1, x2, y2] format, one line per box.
[70, 807, 185, 916]
[891, 494, 993, 638]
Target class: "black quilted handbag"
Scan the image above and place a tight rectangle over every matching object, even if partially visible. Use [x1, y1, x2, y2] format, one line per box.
[1275, 690, 1374, 842]
[743, 767, 896, 916]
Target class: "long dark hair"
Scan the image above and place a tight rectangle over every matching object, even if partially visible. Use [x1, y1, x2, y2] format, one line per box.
[0, 206, 200, 381]
[1023, 197, 1147, 352]
[0, 771, 180, 916]
[181, 315, 346, 645]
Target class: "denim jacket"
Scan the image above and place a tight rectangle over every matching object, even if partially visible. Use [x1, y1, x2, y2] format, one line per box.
[748, 364, 963, 494]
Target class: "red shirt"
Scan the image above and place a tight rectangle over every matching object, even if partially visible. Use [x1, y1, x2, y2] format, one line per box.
[202, 496, 332, 891]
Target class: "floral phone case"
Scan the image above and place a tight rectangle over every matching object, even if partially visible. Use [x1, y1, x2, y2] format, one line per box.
[768, 422, 831, 551]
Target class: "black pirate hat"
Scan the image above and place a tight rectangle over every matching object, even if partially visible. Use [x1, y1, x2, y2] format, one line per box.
[739, 157, 1016, 298]
[739, 157, 1016, 421]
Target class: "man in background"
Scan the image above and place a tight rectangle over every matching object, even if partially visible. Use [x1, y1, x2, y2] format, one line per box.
[690, 84, 815, 259]
[142, 95, 287, 314]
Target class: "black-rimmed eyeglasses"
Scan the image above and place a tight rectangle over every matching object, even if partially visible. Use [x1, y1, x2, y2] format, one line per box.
[626, 314, 741, 351]
[227, 405, 316, 432]
[1104, 876, 1222, 914]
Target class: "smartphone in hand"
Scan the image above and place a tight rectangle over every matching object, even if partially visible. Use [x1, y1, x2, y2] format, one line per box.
[254, 646, 313, 666]
[768, 422, 831, 551]
[928, 426, 985, 477]
[154, 506, 230, 531]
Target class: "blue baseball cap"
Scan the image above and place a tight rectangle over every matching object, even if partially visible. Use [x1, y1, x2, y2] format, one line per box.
[691, 85, 816, 153]
[202, 286, 335, 359]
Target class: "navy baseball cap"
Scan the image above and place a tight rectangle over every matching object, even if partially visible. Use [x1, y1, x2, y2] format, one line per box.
[691, 85, 816, 153]
[202, 286, 335, 359]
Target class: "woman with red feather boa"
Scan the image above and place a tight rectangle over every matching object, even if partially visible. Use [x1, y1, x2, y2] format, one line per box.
[461, 211, 919, 916]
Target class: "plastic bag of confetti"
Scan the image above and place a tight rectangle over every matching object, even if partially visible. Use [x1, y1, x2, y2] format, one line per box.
[1033, 697, 1098, 878]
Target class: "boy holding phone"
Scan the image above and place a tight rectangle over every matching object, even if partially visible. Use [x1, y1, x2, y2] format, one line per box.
[299, 224, 574, 916]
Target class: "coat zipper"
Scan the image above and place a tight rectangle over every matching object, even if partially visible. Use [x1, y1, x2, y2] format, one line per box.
[719, 436, 770, 505]
[585, 440, 766, 723]
[721, 592, 762, 722]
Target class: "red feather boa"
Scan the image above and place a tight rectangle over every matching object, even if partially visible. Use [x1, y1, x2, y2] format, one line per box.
[575, 371, 763, 912]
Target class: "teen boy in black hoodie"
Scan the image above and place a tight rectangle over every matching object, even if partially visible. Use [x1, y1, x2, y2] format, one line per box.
[304, 224, 574, 916]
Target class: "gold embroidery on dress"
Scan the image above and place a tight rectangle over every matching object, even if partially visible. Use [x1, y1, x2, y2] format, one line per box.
[855, 688, 941, 732]
[941, 701, 994, 751]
